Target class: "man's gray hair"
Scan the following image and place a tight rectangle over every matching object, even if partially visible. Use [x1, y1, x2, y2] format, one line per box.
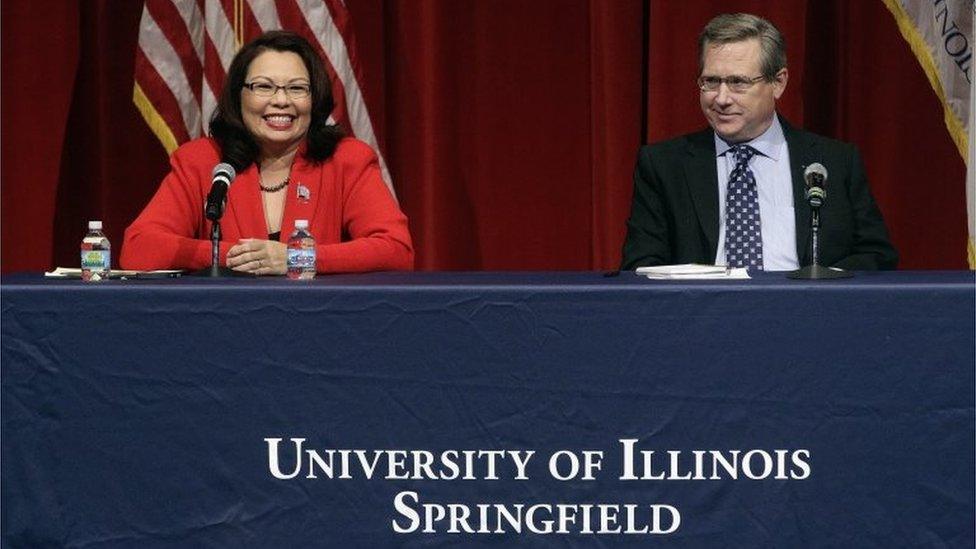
[698, 13, 787, 79]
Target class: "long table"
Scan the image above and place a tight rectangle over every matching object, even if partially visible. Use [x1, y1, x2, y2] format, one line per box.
[2, 272, 973, 547]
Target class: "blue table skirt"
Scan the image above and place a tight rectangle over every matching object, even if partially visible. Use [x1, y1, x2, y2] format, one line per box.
[2, 272, 973, 547]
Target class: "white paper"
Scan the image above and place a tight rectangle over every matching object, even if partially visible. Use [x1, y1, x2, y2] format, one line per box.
[44, 267, 182, 279]
[635, 264, 750, 280]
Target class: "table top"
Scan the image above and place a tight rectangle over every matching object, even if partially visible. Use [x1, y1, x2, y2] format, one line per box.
[3, 270, 973, 293]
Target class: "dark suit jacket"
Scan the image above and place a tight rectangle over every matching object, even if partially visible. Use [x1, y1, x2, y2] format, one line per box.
[620, 119, 898, 270]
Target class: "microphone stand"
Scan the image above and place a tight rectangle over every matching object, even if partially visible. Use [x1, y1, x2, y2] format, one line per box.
[788, 205, 852, 280]
[189, 207, 254, 278]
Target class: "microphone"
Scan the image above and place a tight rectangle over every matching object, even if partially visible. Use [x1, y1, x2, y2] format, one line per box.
[205, 163, 236, 221]
[803, 163, 827, 208]
[787, 160, 851, 278]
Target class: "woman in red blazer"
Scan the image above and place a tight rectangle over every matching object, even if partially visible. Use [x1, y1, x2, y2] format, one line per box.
[121, 31, 413, 274]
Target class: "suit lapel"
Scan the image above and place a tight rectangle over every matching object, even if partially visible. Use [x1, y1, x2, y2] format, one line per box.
[683, 129, 720, 257]
[224, 142, 322, 242]
[227, 164, 267, 239]
[279, 149, 321, 240]
[783, 120, 815, 265]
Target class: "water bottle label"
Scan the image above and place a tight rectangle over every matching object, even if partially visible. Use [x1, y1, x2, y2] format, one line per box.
[288, 249, 316, 269]
[81, 250, 110, 270]
[82, 236, 108, 247]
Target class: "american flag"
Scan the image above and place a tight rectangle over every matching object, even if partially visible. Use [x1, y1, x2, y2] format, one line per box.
[133, 0, 394, 196]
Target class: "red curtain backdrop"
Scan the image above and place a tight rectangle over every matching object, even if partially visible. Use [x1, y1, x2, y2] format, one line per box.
[1, 0, 967, 272]
[1, 2, 80, 274]
[382, 0, 643, 269]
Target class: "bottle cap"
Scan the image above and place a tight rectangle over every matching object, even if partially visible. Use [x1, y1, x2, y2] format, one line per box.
[295, 219, 309, 229]
[88, 221, 103, 230]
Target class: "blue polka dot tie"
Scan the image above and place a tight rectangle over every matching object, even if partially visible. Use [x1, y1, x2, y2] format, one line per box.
[724, 144, 763, 270]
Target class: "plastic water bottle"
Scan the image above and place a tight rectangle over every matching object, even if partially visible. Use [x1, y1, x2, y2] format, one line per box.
[80, 220, 111, 282]
[287, 219, 316, 280]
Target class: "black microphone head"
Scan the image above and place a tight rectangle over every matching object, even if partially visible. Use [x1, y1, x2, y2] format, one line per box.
[205, 163, 237, 221]
[804, 163, 828, 208]
[804, 163, 827, 187]
[212, 162, 236, 186]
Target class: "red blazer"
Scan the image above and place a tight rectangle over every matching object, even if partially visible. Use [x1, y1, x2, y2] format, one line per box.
[121, 138, 414, 273]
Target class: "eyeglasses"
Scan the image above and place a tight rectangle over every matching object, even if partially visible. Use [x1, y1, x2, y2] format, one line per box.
[243, 80, 311, 99]
[698, 75, 767, 93]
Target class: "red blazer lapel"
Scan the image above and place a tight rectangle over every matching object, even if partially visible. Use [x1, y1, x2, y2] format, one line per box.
[226, 164, 267, 240]
[281, 149, 321, 240]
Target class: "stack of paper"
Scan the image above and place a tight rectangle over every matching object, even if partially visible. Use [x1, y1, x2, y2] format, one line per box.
[44, 267, 183, 279]
[635, 264, 750, 280]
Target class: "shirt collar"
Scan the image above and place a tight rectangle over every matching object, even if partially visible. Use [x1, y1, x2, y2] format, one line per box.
[714, 113, 785, 161]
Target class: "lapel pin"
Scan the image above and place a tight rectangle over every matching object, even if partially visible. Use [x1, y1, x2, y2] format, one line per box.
[296, 182, 310, 204]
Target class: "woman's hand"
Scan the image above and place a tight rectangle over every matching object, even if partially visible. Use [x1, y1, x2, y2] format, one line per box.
[227, 239, 288, 275]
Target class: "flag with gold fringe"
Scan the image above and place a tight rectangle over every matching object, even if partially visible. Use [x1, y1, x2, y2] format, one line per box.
[882, 0, 973, 267]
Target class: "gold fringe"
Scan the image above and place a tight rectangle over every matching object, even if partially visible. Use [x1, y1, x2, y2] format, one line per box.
[880, 0, 969, 161]
[882, 0, 973, 269]
[132, 83, 179, 155]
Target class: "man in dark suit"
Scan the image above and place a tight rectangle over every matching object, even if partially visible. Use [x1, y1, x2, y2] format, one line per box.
[621, 13, 897, 271]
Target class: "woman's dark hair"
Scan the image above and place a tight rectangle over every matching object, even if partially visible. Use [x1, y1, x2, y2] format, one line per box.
[209, 30, 343, 170]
